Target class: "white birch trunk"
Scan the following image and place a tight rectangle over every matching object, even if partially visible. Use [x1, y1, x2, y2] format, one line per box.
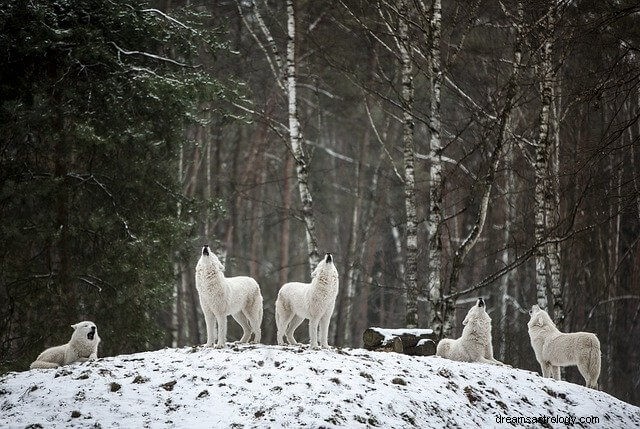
[287, 0, 320, 272]
[426, 0, 445, 336]
[548, 75, 563, 326]
[398, 0, 419, 328]
[535, 2, 558, 315]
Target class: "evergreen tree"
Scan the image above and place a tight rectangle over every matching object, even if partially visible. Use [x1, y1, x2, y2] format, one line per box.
[0, 0, 230, 370]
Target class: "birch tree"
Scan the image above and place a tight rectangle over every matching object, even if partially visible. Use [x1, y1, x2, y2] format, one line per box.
[424, 0, 445, 335]
[397, 0, 419, 328]
[534, 1, 563, 325]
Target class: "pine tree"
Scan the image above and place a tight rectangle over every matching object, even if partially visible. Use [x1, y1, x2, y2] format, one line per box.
[0, 0, 231, 370]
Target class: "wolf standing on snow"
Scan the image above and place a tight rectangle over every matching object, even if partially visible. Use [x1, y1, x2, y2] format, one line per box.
[436, 298, 504, 365]
[30, 321, 100, 369]
[275, 253, 339, 349]
[527, 305, 601, 389]
[195, 245, 263, 348]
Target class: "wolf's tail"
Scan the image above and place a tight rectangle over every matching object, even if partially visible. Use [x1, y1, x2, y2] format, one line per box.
[586, 336, 601, 389]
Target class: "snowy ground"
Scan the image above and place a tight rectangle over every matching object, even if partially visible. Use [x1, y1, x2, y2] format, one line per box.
[1, 345, 639, 428]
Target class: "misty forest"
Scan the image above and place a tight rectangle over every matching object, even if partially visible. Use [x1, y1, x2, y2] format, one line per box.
[1, 0, 640, 407]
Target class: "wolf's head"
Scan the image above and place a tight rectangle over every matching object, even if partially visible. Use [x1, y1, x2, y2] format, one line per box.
[70, 321, 99, 344]
[311, 253, 339, 283]
[462, 298, 490, 326]
[527, 305, 555, 330]
[197, 244, 225, 273]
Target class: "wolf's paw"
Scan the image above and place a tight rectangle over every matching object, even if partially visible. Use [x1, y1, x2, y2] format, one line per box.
[214, 343, 225, 349]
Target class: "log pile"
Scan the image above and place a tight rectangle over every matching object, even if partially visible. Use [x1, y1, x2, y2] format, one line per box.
[362, 327, 437, 356]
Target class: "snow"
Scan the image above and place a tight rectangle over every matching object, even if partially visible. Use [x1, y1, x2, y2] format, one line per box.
[1, 345, 639, 428]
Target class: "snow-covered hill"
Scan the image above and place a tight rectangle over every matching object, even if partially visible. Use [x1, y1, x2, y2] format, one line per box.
[1, 345, 638, 428]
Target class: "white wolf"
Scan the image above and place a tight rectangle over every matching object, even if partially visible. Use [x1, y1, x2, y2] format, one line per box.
[275, 253, 339, 349]
[195, 245, 263, 348]
[527, 305, 601, 389]
[436, 298, 504, 365]
[30, 321, 100, 369]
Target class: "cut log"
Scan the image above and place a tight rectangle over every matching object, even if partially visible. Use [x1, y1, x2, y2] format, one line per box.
[363, 327, 437, 356]
[393, 337, 436, 356]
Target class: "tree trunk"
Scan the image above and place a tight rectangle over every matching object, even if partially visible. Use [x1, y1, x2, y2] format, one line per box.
[426, 0, 445, 336]
[396, 0, 419, 329]
[535, 2, 561, 319]
[287, 0, 320, 274]
[548, 72, 563, 327]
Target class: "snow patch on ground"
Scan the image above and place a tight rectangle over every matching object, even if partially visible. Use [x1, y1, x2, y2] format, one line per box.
[1, 345, 638, 428]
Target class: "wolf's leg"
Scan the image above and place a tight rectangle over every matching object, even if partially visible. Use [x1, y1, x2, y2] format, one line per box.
[541, 362, 553, 378]
[578, 344, 601, 389]
[286, 315, 304, 345]
[577, 361, 598, 389]
[204, 312, 217, 347]
[30, 361, 60, 369]
[233, 312, 251, 343]
[215, 314, 227, 348]
[275, 300, 289, 346]
[479, 357, 504, 365]
[319, 311, 331, 348]
[309, 318, 320, 349]
[551, 365, 561, 380]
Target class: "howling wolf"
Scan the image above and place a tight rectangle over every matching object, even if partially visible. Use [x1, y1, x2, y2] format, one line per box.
[436, 298, 504, 365]
[275, 253, 339, 349]
[195, 245, 263, 348]
[30, 322, 100, 369]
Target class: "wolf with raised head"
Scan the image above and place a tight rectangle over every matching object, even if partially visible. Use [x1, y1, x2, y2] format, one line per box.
[275, 253, 339, 349]
[195, 245, 263, 348]
[436, 298, 504, 365]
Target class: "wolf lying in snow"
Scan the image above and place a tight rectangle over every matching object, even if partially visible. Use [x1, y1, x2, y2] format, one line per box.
[195, 245, 263, 348]
[30, 321, 100, 369]
[276, 253, 339, 349]
[436, 298, 504, 365]
[528, 305, 601, 389]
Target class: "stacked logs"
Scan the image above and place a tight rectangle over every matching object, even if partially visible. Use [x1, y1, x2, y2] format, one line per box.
[362, 327, 437, 356]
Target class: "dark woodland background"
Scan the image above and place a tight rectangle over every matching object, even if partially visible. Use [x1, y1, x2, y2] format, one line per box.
[1, 0, 639, 406]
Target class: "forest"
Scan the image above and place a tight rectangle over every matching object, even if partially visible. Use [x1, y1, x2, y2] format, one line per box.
[1, 0, 639, 406]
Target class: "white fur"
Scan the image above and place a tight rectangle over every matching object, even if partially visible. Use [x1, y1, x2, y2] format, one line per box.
[275, 254, 339, 349]
[436, 299, 504, 365]
[195, 246, 263, 348]
[528, 305, 601, 389]
[30, 321, 100, 369]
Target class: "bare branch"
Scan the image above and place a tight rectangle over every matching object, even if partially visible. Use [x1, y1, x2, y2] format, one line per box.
[111, 42, 190, 67]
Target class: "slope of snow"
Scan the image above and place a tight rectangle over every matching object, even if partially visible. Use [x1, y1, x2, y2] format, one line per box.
[1, 345, 638, 428]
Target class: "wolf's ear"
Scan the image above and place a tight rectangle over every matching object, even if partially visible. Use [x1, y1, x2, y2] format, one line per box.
[216, 260, 225, 271]
[71, 323, 78, 330]
[462, 315, 469, 326]
[311, 264, 321, 278]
